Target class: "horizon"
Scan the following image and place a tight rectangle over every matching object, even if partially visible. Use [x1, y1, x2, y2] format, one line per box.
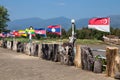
[1, 0, 120, 21]
[7, 14, 120, 21]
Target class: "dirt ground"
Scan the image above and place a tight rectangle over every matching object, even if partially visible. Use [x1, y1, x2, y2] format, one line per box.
[0, 47, 115, 80]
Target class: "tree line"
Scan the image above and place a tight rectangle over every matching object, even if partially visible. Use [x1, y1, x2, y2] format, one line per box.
[1, 6, 120, 40]
[46, 27, 120, 40]
[47, 27, 119, 40]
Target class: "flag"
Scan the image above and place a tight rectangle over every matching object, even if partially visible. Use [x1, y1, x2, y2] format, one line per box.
[25, 28, 35, 37]
[29, 29, 35, 34]
[12, 31, 20, 37]
[47, 25, 61, 35]
[25, 28, 29, 34]
[18, 30, 27, 37]
[6, 33, 11, 37]
[2, 32, 8, 37]
[25, 28, 35, 34]
[35, 28, 46, 35]
[88, 17, 110, 32]
[9, 32, 15, 37]
[0, 33, 3, 37]
[0, 33, 5, 37]
[18, 30, 26, 34]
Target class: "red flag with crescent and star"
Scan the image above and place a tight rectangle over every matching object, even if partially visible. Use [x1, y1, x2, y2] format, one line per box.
[88, 17, 110, 32]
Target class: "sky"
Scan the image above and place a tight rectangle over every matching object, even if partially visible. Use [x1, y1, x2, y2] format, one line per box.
[0, 0, 120, 21]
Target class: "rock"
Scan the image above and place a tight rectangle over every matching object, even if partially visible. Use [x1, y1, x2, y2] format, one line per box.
[94, 59, 102, 73]
[38, 44, 42, 58]
[59, 43, 74, 65]
[114, 72, 120, 79]
[0, 40, 2, 47]
[12, 40, 17, 51]
[81, 47, 94, 71]
[25, 43, 31, 55]
[7, 41, 11, 49]
[2, 40, 7, 48]
[34, 44, 39, 56]
[17, 42, 24, 52]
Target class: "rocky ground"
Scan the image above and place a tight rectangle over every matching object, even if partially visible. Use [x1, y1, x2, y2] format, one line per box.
[0, 46, 115, 80]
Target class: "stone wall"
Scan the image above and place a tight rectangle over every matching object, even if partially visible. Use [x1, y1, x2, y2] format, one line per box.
[1, 40, 120, 79]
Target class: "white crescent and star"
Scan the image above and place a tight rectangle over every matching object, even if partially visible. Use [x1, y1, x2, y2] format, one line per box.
[101, 19, 108, 24]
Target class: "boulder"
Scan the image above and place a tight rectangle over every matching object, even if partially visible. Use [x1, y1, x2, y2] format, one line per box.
[94, 59, 102, 73]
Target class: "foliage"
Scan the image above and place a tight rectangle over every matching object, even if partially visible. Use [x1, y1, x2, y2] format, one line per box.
[46, 32, 61, 38]
[0, 6, 10, 33]
[61, 28, 67, 39]
[62, 26, 120, 40]
[34, 26, 120, 40]
[95, 55, 107, 71]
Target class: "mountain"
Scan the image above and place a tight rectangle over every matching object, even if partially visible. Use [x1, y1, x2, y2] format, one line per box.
[110, 15, 120, 28]
[76, 18, 90, 28]
[7, 15, 120, 30]
[8, 17, 71, 30]
[76, 15, 120, 29]
[7, 17, 44, 30]
[40, 17, 71, 30]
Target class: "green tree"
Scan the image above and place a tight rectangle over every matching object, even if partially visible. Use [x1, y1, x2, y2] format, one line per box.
[67, 24, 76, 38]
[0, 6, 10, 33]
[61, 28, 67, 39]
[76, 27, 109, 40]
[67, 27, 72, 37]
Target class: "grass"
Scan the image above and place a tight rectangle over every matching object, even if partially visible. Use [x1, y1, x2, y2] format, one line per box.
[3, 37, 29, 43]
[2, 37, 104, 44]
[76, 39, 104, 45]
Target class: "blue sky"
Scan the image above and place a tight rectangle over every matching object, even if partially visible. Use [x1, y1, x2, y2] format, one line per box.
[0, 0, 120, 21]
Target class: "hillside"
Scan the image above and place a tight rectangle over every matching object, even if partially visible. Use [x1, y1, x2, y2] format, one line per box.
[7, 15, 120, 30]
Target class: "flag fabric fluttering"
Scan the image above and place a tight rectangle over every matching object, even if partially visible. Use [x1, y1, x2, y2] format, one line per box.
[9, 32, 15, 37]
[6, 33, 11, 37]
[88, 17, 110, 32]
[0, 32, 14, 37]
[47, 25, 61, 35]
[2, 32, 8, 37]
[25, 28, 35, 34]
[25, 28, 35, 37]
[0, 33, 5, 37]
[12, 30, 20, 37]
[35, 28, 46, 35]
[18, 30, 26, 34]
[18, 30, 27, 37]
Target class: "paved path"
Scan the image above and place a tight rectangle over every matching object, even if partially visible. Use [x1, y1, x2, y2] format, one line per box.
[0, 47, 115, 80]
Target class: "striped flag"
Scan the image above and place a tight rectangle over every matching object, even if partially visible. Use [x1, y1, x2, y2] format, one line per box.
[18, 30, 27, 37]
[47, 25, 61, 35]
[88, 17, 110, 32]
[12, 31, 20, 37]
[0, 33, 5, 37]
[25, 28, 35, 37]
[35, 28, 46, 35]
